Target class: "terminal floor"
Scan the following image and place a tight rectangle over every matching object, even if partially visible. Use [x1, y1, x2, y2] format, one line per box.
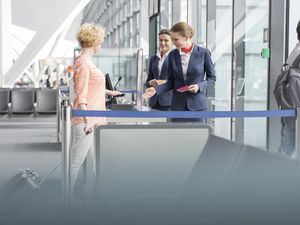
[1, 115, 299, 225]
[0, 115, 61, 186]
[0, 115, 64, 224]
[0, 115, 100, 225]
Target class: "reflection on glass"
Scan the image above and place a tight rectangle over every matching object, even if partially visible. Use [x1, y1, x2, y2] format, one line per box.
[160, 0, 172, 29]
[208, 0, 233, 140]
[93, 55, 136, 94]
[197, 0, 207, 45]
[233, 0, 269, 149]
[173, 0, 188, 23]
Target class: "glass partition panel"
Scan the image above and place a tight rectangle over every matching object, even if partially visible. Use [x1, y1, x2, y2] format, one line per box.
[160, 0, 172, 29]
[207, 0, 233, 140]
[233, 0, 269, 149]
[196, 0, 207, 45]
[172, 0, 188, 23]
[93, 54, 137, 91]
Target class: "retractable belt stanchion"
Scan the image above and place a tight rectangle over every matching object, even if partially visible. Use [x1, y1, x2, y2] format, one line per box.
[62, 99, 71, 214]
[295, 107, 300, 160]
[57, 89, 61, 143]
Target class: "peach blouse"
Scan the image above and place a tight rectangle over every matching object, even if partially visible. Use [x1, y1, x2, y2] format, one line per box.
[71, 55, 106, 127]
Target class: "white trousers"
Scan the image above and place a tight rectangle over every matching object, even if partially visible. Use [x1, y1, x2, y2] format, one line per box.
[70, 123, 95, 196]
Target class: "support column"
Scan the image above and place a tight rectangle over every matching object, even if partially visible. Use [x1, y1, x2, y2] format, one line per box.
[0, 0, 13, 87]
[148, 16, 157, 57]
[206, 0, 216, 53]
[232, 0, 246, 144]
[32, 60, 40, 87]
[268, 0, 288, 152]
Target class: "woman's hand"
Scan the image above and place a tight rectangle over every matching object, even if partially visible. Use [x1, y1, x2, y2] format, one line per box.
[78, 104, 93, 135]
[149, 79, 159, 87]
[83, 120, 93, 135]
[143, 87, 156, 99]
[149, 79, 166, 87]
[156, 80, 167, 85]
[108, 90, 123, 97]
[187, 84, 199, 94]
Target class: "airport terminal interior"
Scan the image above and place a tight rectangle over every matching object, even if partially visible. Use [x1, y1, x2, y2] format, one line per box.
[1, 0, 300, 224]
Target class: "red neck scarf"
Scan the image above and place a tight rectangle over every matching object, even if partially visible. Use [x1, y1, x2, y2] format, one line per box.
[181, 44, 193, 54]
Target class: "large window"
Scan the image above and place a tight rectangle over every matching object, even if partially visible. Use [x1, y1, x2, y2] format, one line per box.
[233, 0, 269, 149]
[82, 0, 143, 94]
[196, 0, 206, 45]
[153, 0, 270, 149]
[288, 0, 300, 54]
[160, 0, 172, 29]
[172, 0, 188, 23]
[159, 0, 206, 43]
[207, 0, 233, 140]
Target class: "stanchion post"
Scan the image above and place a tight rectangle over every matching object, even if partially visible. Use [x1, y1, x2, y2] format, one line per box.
[57, 89, 61, 143]
[295, 107, 300, 160]
[62, 99, 71, 210]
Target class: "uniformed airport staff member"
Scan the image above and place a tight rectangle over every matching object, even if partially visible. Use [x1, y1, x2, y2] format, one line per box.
[146, 29, 173, 111]
[144, 22, 216, 122]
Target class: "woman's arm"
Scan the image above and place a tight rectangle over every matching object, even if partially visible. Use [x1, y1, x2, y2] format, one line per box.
[146, 57, 154, 87]
[105, 89, 123, 96]
[155, 56, 174, 95]
[74, 59, 93, 134]
[197, 49, 216, 93]
[78, 103, 92, 134]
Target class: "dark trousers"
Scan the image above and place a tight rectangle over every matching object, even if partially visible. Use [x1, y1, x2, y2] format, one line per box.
[170, 105, 205, 123]
[151, 104, 171, 111]
[171, 117, 204, 123]
[280, 117, 295, 156]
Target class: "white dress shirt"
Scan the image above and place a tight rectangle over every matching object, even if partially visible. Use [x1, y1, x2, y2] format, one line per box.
[156, 50, 171, 78]
[179, 44, 195, 80]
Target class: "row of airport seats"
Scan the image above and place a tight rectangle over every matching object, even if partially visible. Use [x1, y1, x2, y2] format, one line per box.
[0, 88, 57, 115]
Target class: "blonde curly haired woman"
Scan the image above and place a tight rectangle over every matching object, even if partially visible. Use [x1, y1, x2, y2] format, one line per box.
[70, 23, 122, 199]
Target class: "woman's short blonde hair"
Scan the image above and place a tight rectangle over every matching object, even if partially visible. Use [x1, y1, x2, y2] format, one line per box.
[76, 23, 105, 48]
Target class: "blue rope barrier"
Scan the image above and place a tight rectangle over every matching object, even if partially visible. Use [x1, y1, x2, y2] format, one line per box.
[72, 109, 296, 119]
[118, 90, 137, 93]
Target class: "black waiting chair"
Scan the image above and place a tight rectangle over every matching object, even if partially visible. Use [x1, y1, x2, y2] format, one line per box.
[11, 88, 35, 114]
[0, 88, 10, 114]
[36, 88, 57, 114]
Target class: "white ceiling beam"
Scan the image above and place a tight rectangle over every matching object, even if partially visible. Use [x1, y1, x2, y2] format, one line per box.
[4, 0, 91, 87]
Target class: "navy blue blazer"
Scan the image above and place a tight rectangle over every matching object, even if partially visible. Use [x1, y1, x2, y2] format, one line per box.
[156, 45, 216, 111]
[146, 55, 172, 107]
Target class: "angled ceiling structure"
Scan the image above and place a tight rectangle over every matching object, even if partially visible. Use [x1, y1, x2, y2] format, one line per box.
[2, 0, 91, 87]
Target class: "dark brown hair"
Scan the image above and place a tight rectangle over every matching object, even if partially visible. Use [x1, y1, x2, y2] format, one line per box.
[159, 29, 171, 36]
[297, 20, 300, 41]
[170, 22, 195, 38]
